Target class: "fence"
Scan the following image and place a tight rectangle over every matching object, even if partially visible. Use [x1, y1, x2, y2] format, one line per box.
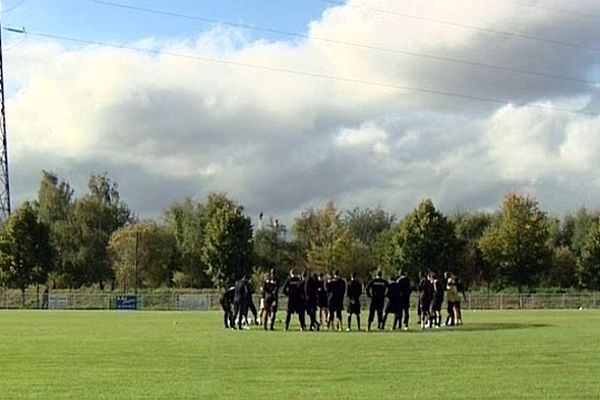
[0, 288, 598, 311]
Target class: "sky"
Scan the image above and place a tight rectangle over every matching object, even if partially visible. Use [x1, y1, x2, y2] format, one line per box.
[2, 0, 600, 225]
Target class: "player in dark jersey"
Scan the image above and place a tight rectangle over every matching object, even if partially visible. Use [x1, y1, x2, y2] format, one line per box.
[304, 272, 320, 331]
[219, 286, 235, 329]
[455, 275, 466, 325]
[245, 280, 259, 326]
[416, 272, 424, 325]
[233, 275, 249, 330]
[445, 272, 458, 327]
[382, 276, 399, 330]
[326, 270, 346, 331]
[262, 269, 280, 331]
[418, 272, 434, 329]
[282, 269, 306, 331]
[431, 272, 445, 328]
[396, 271, 412, 330]
[316, 273, 329, 326]
[346, 273, 363, 331]
[365, 271, 388, 331]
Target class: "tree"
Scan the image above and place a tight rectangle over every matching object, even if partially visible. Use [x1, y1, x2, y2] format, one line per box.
[67, 174, 133, 288]
[387, 199, 458, 279]
[542, 246, 577, 288]
[343, 207, 394, 245]
[108, 222, 176, 290]
[201, 195, 253, 288]
[34, 170, 74, 225]
[479, 193, 552, 292]
[292, 202, 343, 273]
[453, 211, 495, 288]
[32, 170, 75, 288]
[254, 224, 302, 282]
[0, 202, 52, 305]
[562, 207, 600, 257]
[164, 199, 209, 287]
[578, 218, 600, 290]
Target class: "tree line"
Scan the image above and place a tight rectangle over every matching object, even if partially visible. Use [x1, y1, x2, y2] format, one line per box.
[1, 170, 600, 300]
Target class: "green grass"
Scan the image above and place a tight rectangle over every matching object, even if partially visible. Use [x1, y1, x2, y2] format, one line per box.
[1, 310, 599, 399]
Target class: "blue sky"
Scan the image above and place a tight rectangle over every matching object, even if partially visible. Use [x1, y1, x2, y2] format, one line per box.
[2, 0, 332, 44]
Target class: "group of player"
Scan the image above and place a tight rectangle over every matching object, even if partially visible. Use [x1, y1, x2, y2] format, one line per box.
[219, 267, 466, 332]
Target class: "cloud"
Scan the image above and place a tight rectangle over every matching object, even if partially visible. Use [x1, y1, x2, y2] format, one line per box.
[5, 0, 600, 223]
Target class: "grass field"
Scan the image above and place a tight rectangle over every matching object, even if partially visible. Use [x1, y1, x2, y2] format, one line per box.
[1, 310, 599, 399]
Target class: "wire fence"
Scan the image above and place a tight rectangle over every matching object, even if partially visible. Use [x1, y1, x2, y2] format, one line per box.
[1, 288, 598, 311]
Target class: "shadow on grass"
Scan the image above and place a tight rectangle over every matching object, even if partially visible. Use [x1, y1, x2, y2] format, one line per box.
[449, 322, 551, 332]
[301, 322, 552, 334]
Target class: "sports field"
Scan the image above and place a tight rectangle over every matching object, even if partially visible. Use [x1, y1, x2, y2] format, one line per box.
[0, 310, 598, 399]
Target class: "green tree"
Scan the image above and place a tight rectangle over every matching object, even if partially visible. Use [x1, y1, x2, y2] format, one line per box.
[201, 195, 253, 288]
[254, 223, 302, 281]
[563, 208, 600, 257]
[343, 207, 394, 245]
[32, 170, 75, 288]
[479, 193, 552, 292]
[387, 199, 458, 279]
[0, 202, 52, 305]
[578, 218, 600, 290]
[453, 211, 495, 289]
[541, 246, 577, 288]
[292, 202, 343, 273]
[108, 222, 176, 290]
[68, 174, 133, 288]
[164, 199, 209, 287]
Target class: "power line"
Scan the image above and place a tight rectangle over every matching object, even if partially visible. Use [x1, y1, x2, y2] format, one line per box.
[504, 0, 600, 21]
[311, 0, 600, 53]
[77, 0, 597, 86]
[3, 27, 597, 117]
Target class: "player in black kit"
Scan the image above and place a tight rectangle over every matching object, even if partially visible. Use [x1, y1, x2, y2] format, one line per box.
[418, 272, 434, 329]
[431, 272, 445, 328]
[326, 270, 346, 331]
[365, 271, 387, 331]
[219, 286, 235, 329]
[346, 273, 362, 331]
[382, 276, 399, 330]
[283, 269, 306, 331]
[233, 275, 249, 330]
[316, 273, 329, 326]
[304, 272, 320, 331]
[262, 269, 279, 331]
[396, 271, 411, 331]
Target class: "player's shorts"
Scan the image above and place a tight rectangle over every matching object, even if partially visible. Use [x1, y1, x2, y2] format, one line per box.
[420, 298, 431, 314]
[287, 300, 304, 314]
[431, 299, 443, 312]
[265, 296, 278, 312]
[317, 295, 328, 308]
[385, 301, 398, 314]
[220, 298, 230, 311]
[370, 298, 384, 311]
[328, 299, 343, 312]
[347, 299, 361, 314]
[398, 298, 410, 310]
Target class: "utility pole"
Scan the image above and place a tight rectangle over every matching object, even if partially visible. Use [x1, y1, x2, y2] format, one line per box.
[0, 18, 12, 223]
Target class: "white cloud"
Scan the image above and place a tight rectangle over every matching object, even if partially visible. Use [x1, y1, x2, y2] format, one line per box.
[5, 0, 600, 221]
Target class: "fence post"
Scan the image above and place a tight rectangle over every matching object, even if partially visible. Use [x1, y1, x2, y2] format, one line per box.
[499, 294, 503, 310]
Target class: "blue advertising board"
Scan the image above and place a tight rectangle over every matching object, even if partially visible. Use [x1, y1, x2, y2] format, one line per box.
[116, 295, 137, 310]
